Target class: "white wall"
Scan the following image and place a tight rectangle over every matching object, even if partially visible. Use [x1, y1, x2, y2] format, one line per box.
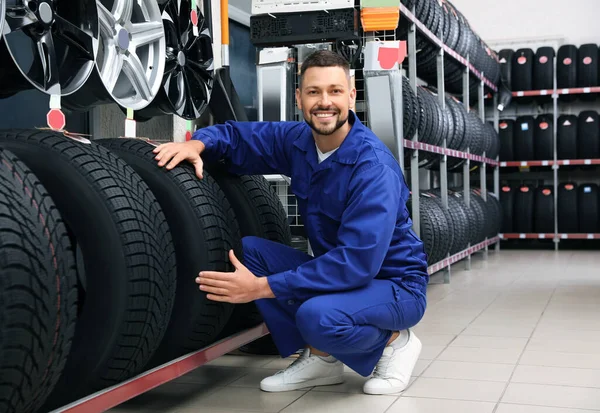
[441, 0, 600, 50]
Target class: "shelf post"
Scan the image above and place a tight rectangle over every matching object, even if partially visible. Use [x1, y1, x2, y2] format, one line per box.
[462, 61, 471, 271]
[493, 93, 500, 252]
[478, 79, 488, 259]
[552, 54, 559, 251]
[437, 48, 449, 212]
[408, 11, 420, 239]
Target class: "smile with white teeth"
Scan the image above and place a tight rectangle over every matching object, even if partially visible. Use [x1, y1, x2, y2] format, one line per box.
[314, 112, 336, 118]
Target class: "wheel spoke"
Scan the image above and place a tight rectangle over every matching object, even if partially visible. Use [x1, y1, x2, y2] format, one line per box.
[178, 0, 191, 35]
[165, 0, 180, 38]
[53, 14, 95, 60]
[130, 21, 163, 48]
[164, 54, 177, 76]
[112, 0, 133, 25]
[4, 5, 37, 34]
[97, 2, 116, 36]
[122, 52, 152, 100]
[103, 51, 124, 93]
[36, 31, 60, 94]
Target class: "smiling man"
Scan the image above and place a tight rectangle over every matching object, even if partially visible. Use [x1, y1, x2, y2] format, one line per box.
[153, 50, 429, 395]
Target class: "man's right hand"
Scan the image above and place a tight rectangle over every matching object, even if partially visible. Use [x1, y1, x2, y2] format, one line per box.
[153, 140, 206, 179]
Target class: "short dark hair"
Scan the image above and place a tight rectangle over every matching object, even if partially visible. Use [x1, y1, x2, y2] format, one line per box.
[299, 50, 350, 86]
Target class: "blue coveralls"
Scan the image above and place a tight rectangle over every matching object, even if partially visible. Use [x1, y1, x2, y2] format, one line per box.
[194, 110, 429, 377]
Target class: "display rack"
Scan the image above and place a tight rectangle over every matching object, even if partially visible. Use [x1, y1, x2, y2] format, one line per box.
[500, 58, 600, 249]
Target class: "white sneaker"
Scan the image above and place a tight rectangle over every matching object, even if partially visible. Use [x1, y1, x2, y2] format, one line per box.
[363, 330, 422, 395]
[260, 349, 344, 392]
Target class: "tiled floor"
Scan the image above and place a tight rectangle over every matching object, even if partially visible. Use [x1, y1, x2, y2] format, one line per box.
[109, 249, 600, 412]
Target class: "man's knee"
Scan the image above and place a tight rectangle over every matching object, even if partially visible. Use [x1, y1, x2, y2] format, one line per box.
[241, 235, 265, 256]
[295, 298, 349, 349]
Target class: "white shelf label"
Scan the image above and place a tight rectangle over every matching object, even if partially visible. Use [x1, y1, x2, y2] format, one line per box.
[519, 234, 526, 239]
[541, 90, 548, 95]
[562, 89, 570, 94]
[538, 234, 546, 239]
[585, 159, 592, 165]
[588, 234, 594, 239]
[584, 87, 591, 93]
[563, 160, 571, 165]
[542, 161, 549, 166]
[517, 91, 524, 96]
[561, 234, 568, 239]
[521, 161, 528, 166]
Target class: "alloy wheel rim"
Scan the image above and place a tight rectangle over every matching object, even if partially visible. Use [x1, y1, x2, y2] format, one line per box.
[2, 0, 99, 95]
[161, 0, 213, 119]
[96, 0, 166, 110]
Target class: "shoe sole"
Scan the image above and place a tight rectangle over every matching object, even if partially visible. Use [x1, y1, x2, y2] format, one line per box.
[260, 375, 345, 392]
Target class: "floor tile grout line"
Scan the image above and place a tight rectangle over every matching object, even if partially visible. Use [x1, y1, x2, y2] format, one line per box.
[491, 279, 558, 413]
[499, 400, 600, 412]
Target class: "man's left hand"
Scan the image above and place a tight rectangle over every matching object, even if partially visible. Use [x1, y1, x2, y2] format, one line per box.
[196, 250, 274, 303]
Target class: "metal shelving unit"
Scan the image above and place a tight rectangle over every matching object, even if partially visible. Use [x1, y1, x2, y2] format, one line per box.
[502, 72, 600, 249]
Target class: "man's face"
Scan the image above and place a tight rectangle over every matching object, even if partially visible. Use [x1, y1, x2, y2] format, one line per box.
[296, 66, 356, 136]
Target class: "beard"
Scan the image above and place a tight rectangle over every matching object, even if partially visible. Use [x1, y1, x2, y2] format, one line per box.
[303, 107, 348, 136]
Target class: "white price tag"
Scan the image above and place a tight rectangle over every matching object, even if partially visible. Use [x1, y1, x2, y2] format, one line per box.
[561, 234, 568, 239]
[562, 89, 569, 94]
[588, 234, 594, 239]
[584, 87, 591, 93]
[585, 159, 592, 165]
[563, 160, 571, 165]
[517, 91, 524, 96]
[125, 119, 136, 137]
[542, 161, 549, 166]
[521, 161, 528, 166]
[519, 234, 526, 239]
[539, 234, 546, 239]
[541, 90, 548, 95]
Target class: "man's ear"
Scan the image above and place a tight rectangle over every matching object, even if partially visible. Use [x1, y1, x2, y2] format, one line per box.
[295, 88, 302, 110]
[349, 87, 357, 110]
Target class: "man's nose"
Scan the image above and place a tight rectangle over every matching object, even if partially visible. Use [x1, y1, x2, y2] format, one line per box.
[319, 93, 332, 106]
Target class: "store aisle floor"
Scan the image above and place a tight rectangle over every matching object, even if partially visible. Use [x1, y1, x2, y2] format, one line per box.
[109, 249, 600, 412]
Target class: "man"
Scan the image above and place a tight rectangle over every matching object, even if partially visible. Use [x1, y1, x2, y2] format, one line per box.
[153, 50, 429, 395]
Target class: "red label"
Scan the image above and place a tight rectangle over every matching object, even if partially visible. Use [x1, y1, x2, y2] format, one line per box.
[190, 10, 198, 26]
[539, 122, 549, 130]
[565, 184, 574, 190]
[520, 186, 530, 193]
[518, 56, 527, 64]
[500, 122, 508, 129]
[563, 57, 572, 65]
[185, 131, 192, 141]
[584, 56, 593, 65]
[539, 56, 548, 64]
[542, 189, 551, 196]
[502, 186, 511, 192]
[47, 109, 66, 131]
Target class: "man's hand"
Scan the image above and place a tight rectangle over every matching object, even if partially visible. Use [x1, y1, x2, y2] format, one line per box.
[196, 250, 275, 303]
[153, 140, 205, 179]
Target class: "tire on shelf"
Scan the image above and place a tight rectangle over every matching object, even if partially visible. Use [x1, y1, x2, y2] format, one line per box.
[558, 182, 578, 233]
[577, 111, 600, 159]
[533, 47, 555, 91]
[96, 138, 238, 366]
[449, 188, 482, 247]
[557, 115, 578, 160]
[511, 48, 534, 91]
[513, 185, 535, 234]
[557, 45, 578, 102]
[0, 149, 77, 413]
[206, 164, 292, 355]
[577, 183, 599, 233]
[429, 189, 469, 255]
[513, 116, 535, 161]
[499, 119, 514, 161]
[487, 192, 503, 236]
[577, 44, 599, 88]
[469, 189, 492, 242]
[498, 49, 515, 91]
[534, 114, 554, 161]
[534, 186, 554, 233]
[0, 129, 177, 408]
[420, 191, 454, 263]
[500, 185, 515, 234]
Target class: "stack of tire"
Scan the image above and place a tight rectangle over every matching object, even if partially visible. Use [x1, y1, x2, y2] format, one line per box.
[499, 44, 599, 102]
[499, 112, 600, 162]
[501, 183, 600, 234]
[408, 188, 501, 265]
[403, 85, 499, 169]
[0, 129, 291, 412]
[398, 0, 501, 96]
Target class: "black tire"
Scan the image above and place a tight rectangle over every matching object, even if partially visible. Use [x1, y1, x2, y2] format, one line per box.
[421, 191, 454, 261]
[534, 114, 554, 161]
[514, 116, 535, 160]
[558, 183, 578, 233]
[498, 49, 514, 89]
[499, 119, 514, 161]
[577, 44, 599, 88]
[96, 139, 239, 365]
[557, 115, 578, 160]
[512, 48, 534, 91]
[534, 186, 555, 233]
[207, 164, 292, 335]
[500, 185, 515, 233]
[577, 183, 599, 233]
[0, 130, 178, 407]
[577, 111, 600, 159]
[449, 189, 482, 245]
[469, 190, 493, 241]
[514, 185, 535, 234]
[0, 149, 77, 413]
[487, 192, 503, 235]
[557, 45, 578, 102]
[533, 47, 555, 90]
[421, 196, 451, 265]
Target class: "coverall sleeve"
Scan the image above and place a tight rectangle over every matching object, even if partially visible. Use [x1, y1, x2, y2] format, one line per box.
[267, 162, 407, 301]
[192, 121, 301, 176]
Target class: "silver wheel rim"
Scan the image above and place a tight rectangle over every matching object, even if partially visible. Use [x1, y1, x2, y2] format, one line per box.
[0, 0, 5, 41]
[96, 0, 166, 110]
